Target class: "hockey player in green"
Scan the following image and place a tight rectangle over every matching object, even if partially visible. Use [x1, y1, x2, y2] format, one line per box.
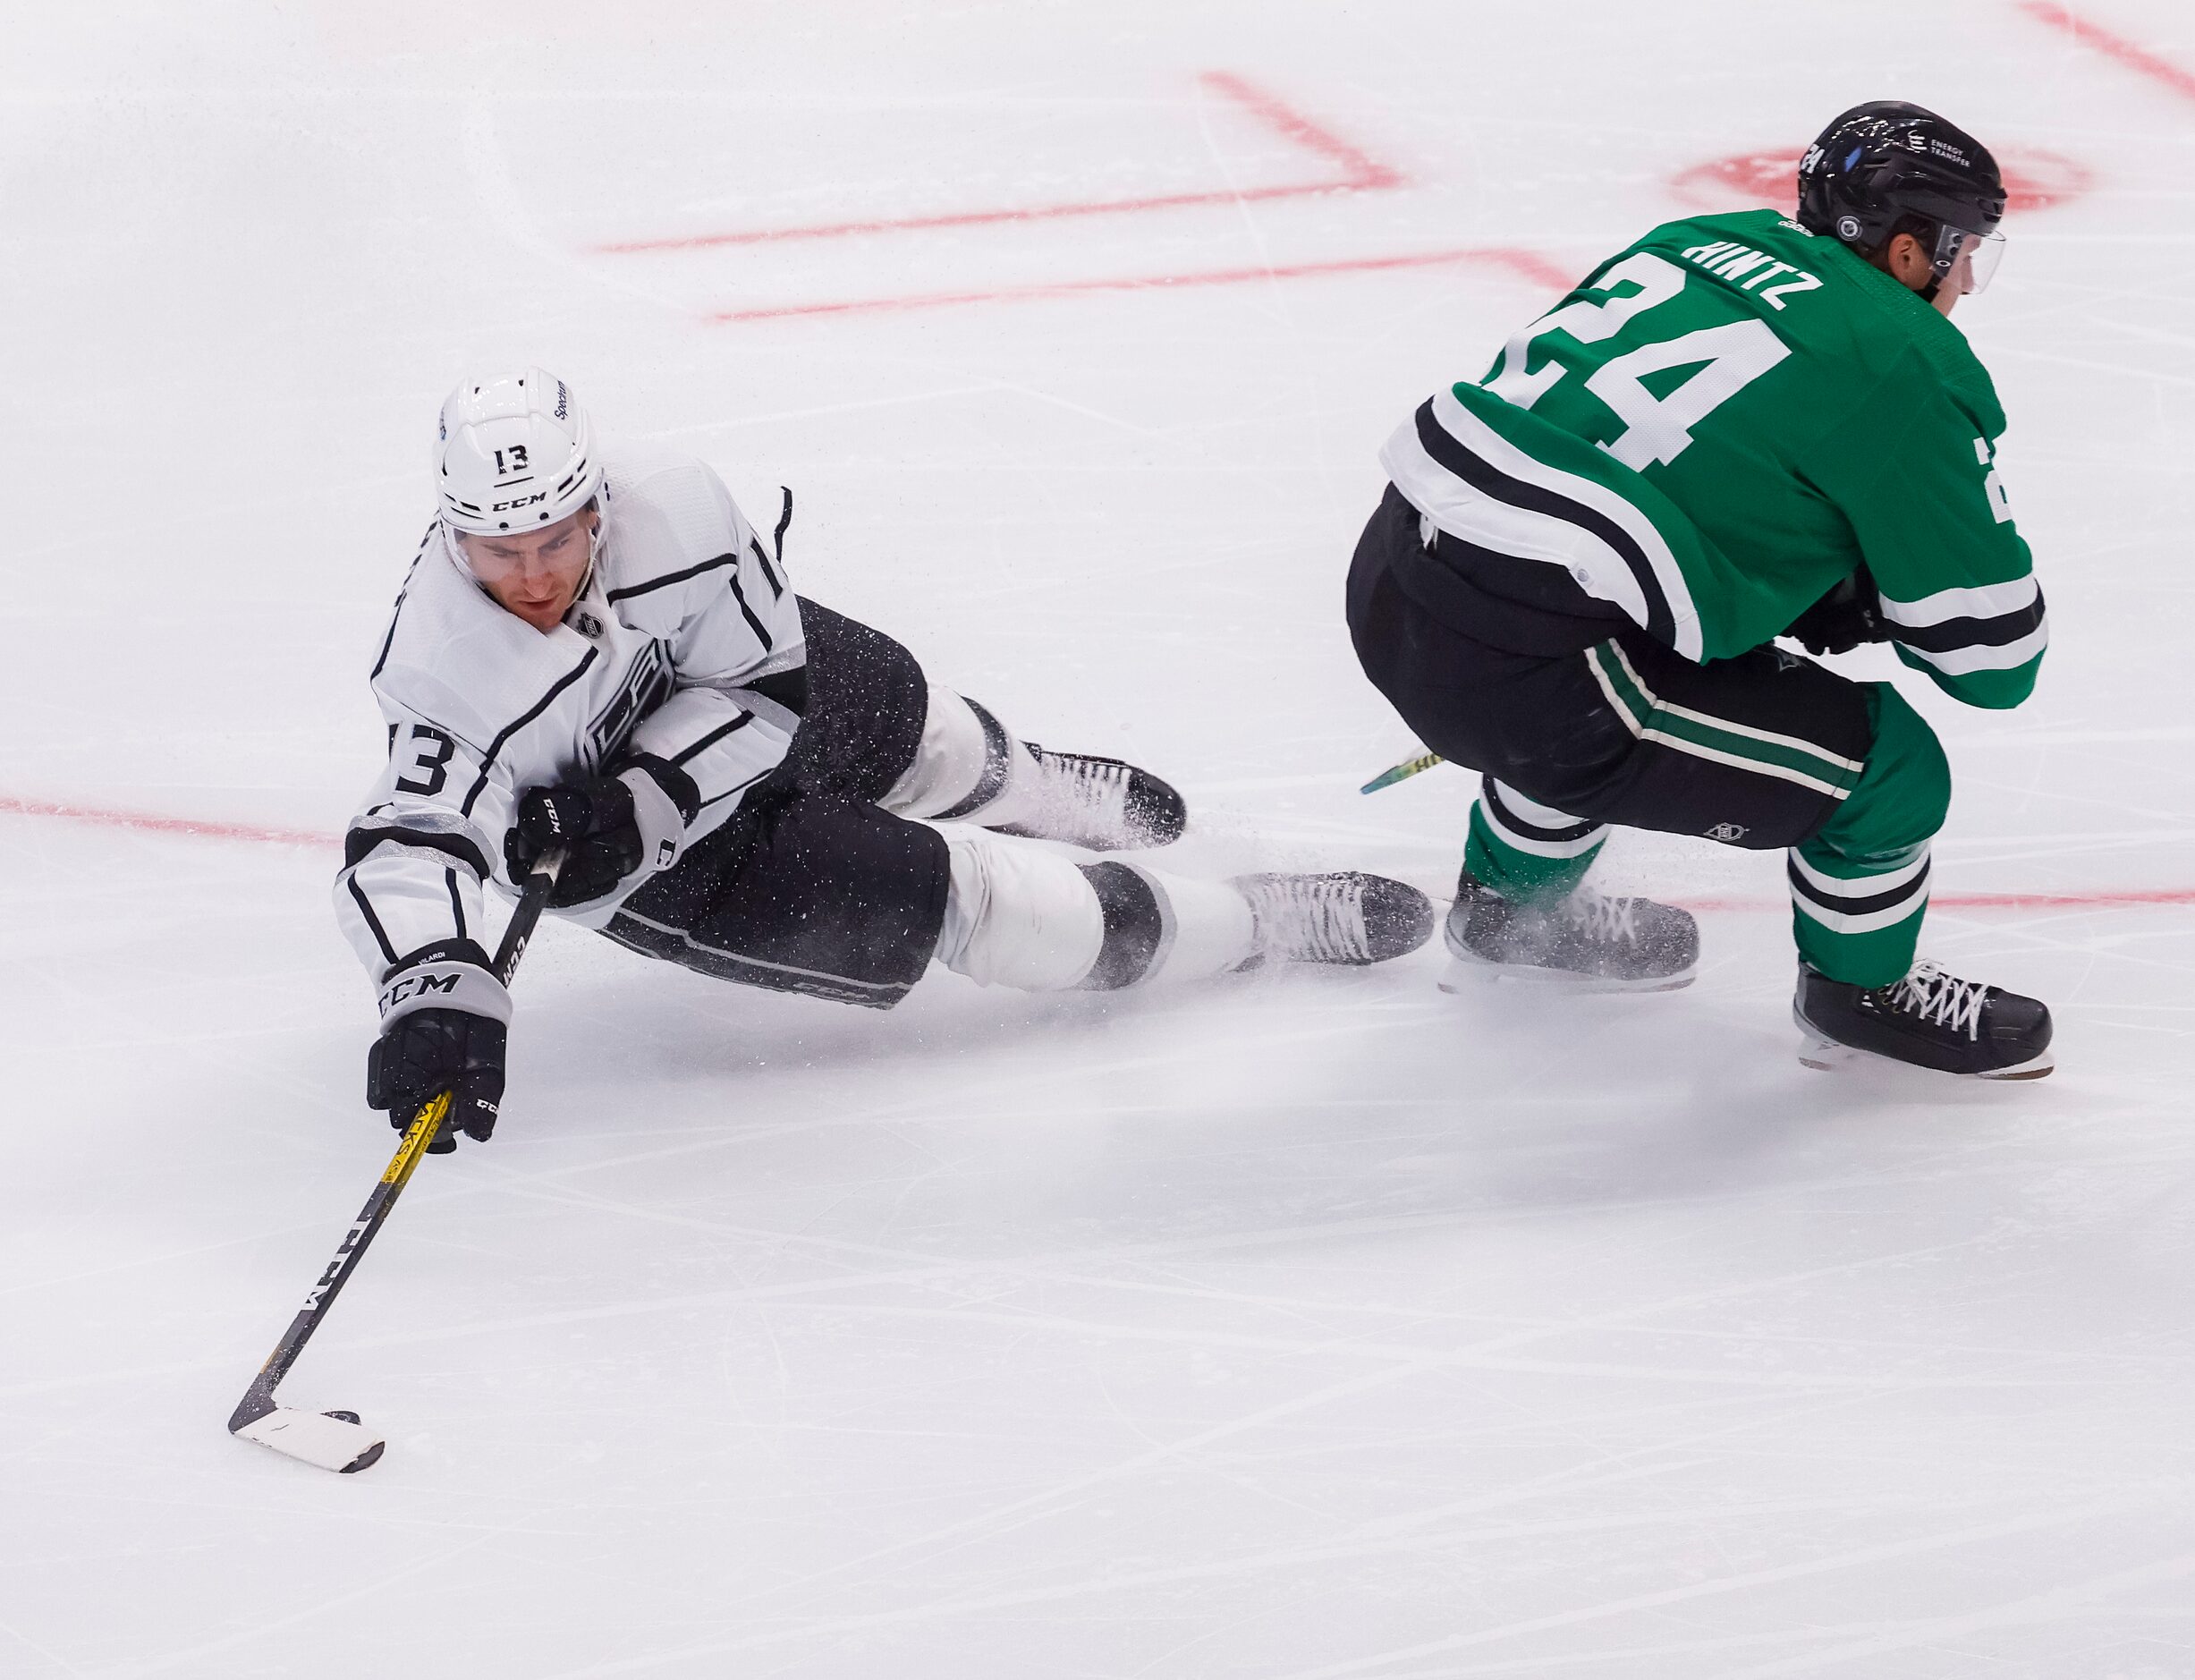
[1347, 101, 2052, 1078]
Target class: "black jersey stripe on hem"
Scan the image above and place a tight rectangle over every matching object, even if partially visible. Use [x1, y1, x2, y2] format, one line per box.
[670, 711, 753, 767]
[695, 766, 773, 810]
[1411, 400, 1676, 649]
[459, 647, 601, 816]
[604, 551, 739, 604]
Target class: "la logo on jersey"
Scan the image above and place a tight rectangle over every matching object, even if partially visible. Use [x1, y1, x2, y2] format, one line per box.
[585, 639, 674, 770]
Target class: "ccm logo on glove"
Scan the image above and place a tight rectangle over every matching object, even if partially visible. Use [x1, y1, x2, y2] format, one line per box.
[505, 755, 699, 908]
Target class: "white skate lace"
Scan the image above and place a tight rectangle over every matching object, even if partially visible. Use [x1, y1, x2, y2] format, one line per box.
[1563, 888, 1639, 946]
[1881, 962, 1987, 1039]
[1261, 877, 1368, 962]
[1031, 750, 1131, 840]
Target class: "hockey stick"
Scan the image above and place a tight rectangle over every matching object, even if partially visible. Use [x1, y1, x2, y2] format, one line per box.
[227, 850, 565, 1473]
[1360, 750, 1445, 794]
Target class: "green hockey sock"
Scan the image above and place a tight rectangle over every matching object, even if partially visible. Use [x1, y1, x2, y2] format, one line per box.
[1463, 780, 1608, 904]
[1789, 684, 1950, 987]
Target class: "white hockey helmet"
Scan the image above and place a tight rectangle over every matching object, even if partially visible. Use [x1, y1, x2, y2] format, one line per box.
[436, 369, 602, 535]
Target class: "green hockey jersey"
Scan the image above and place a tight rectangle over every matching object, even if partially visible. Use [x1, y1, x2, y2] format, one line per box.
[1379, 208, 2045, 707]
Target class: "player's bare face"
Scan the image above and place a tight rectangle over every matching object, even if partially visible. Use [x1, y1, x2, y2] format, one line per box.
[460, 507, 599, 632]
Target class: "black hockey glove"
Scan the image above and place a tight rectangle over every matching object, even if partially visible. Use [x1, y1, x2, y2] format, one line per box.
[1784, 567, 1887, 657]
[365, 940, 512, 1150]
[505, 756, 699, 909]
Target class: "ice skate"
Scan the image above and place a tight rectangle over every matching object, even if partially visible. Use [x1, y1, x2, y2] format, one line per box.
[1439, 870, 1698, 993]
[989, 743, 1187, 852]
[1793, 960, 2053, 1079]
[1231, 871, 1435, 969]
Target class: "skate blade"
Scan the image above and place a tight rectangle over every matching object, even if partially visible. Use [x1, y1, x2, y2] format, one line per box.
[1795, 1023, 2057, 1081]
[1437, 955, 1697, 996]
[1976, 1050, 2055, 1081]
[1796, 1032, 1859, 1072]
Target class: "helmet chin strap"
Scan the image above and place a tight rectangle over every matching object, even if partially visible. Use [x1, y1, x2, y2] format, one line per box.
[572, 497, 607, 608]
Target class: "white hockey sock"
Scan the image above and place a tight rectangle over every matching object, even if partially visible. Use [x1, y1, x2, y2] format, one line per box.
[936, 827, 1104, 989]
[883, 687, 1033, 824]
[1134, 868, 1259, 983]
[935, 829, 1256, 992]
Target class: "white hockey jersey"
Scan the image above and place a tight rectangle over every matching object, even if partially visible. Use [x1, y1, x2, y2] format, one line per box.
[335, 440, 805, 987]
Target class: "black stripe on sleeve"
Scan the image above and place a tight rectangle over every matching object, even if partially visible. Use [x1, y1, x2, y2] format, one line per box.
[347, 876, 399, 966]
[670, 711, 754, 767]
[725, 570, 773, 650]
[458, 647, 601, 816]
[696, 767, 773, 811]
[344, 822, 493, 879]
[1889, 593, 2045, 656]
[445, 869, 467, 941]
[749, 535, 786, 601]
[371, 524, 440, 680]
[603, 552, 739, 604]
[773, 486, 794, 565]
[1412, 400, 1675, 649]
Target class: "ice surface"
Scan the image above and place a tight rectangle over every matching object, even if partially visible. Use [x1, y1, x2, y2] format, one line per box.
[3, 2, 2193, 1675]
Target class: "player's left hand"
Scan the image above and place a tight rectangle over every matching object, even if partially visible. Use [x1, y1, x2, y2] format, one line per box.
[1784, 568, 1887, 658]
[506, 758, 696, 907]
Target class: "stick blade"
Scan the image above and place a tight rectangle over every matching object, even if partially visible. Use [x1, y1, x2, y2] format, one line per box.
[233, 1404, 386, 1473]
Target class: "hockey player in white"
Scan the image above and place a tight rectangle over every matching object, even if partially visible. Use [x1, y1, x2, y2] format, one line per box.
[339, 371, 1432, 1145]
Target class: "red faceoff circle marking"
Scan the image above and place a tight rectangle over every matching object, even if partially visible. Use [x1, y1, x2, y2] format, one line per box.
[1670, 148, 2094, 216]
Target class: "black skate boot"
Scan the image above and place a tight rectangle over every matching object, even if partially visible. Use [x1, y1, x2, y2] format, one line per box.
[1231, 872, 1435, 969]
[991, 745, 1187, 851]
[1439, 869, 1699, 993]
[1793, 960, 2054, 1079]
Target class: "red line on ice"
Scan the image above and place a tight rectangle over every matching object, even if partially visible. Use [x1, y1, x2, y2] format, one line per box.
[1682, 887, 2195, 913]
[597, 71, 1401, 256]
[711, 245, 1572, 324]
[4, 794, 2187, 912]
[0, 794, 332, 848]
[2019, 2, 2195, 103]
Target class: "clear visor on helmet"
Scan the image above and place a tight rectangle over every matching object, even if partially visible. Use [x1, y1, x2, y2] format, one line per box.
[444, 501, 602, 589]
[1933, 223, 2006, 295]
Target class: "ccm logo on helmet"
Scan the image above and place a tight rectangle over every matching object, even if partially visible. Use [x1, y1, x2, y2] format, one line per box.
[492, 491, 550, 513]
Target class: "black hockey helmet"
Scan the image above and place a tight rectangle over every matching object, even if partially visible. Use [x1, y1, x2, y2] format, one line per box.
[1797, 102, 2007, 296]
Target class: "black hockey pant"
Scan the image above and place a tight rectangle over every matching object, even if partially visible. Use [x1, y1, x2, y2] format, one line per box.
[604, 600, 951, 1008]
[1347, 486, 1950, 987]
